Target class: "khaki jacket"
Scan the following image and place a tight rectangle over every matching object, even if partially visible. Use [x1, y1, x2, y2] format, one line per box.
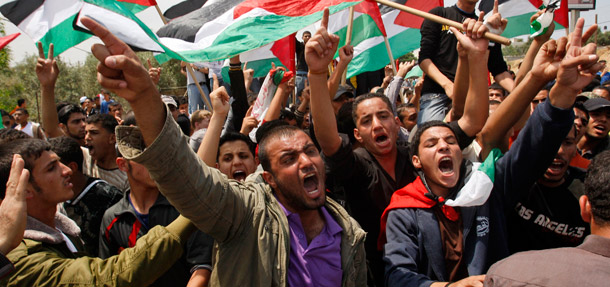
[2, 212, 189, 286]
[117, 108, 367, 286]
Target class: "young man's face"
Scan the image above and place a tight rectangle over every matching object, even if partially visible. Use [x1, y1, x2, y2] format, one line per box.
[488, 89, 506, 102]
[63, 112, 87, 141]
[412, 126, 463, 194]
[123, 160, 157, 190]
[542, 126, 578, 184]
[302, 32, 311, 44]
[109, 105, 123, 119]
[2, 115, 10, 128]
[13, 111, 28, 125]
[592, 88, 610, 100]
[263, 131, 326, 213]
[217, 140, 257, 181]
[573, 107, 588, 141]
[85, 123, 115, 161]
[179, 103, 189, 115]
[354, 97, 400, 157]
[28, 151, 74, 207]
[586, 107, 610, 139]
[399, 107, 418, 132]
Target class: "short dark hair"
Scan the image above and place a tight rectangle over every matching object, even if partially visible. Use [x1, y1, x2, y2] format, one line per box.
[593, 85, 610, 95]
[352, 93, 394, 125]
[255, 120, 289, 144]
[217, 132, 255, 161]
[303, 31, 311, 36]
[178, 96, 188, 106]
[14, 108, 28, 115]
[0, 109, 8, 118]
[0, 138, 51, 198]
[489, 83, 507, 97]
[58, 104, 85, 125]
[410, 120, 454, 157]
[337, 102, 356, 144]
[258, 125, 301, 172]
[17, 99, 26, 106]
[0, 129, 29, 143]
[49, 137, 83, 172]
[108, 101, 121, 109]
[584, 150, 610, 225]
[574, 101, 589, 119]
[396, 103, 417, 123]
[86, 113, 118, 134]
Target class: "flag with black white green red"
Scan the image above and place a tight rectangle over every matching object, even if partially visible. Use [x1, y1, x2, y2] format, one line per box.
[0, 0, 91, 57]
[77, 0, 363, 63]
[116, 0, 157, 14]
[445, 148, 503, 207]
[478, 0, 568, 38]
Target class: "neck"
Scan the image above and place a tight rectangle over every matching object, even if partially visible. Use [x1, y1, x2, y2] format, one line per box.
[538, 176, 566, 188]
[129, 185, 159, 214]
[95, 150, 118, 170]
[19, 122, 27, 128]
[297, 208, 326, 244]
[71, 173, 89, 199]
[426, 179, 450, 199]
[28, 203, 57, 228]
[578, 134, 603, 153]
[456, 0, 476, 13]
[374, 148, 398, 181]
[591, 221, 610, 238]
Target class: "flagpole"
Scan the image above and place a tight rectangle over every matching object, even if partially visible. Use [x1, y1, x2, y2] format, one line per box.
[375, 0, 511, 46]
[384, 37, 397, 75]
[341, 6, 355, 85]
[153, 4, 214, 111]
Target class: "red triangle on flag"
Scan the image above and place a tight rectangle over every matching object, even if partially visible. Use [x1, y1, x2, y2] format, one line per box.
[529, 0, 568, 28]
[394, 0, 444, 29]
[270, 33, 296, 72]
[0, 33, 20, 51]
[354, 0, 387, 37]
[117, 0, 157, 6]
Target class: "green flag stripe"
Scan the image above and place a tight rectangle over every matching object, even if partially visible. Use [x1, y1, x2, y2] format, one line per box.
[334, 13, 384, 56]
[502, 13, 566, 38]
[478, 148, 502, 182]
[39, 14, 91, 56]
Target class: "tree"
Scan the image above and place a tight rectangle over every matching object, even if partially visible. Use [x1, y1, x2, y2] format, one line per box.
[398, 52, 417, 63]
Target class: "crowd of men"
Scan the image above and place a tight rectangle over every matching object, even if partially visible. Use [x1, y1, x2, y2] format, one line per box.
[1, 0, 610, 286]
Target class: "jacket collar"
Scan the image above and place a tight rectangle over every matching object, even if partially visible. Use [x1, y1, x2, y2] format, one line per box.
[24, 212, 81, 245]
[578, 234, 610, 257]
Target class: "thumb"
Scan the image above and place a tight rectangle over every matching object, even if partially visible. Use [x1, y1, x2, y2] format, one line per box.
[212, 73, 219, 91]
[246, 105, 254, 117]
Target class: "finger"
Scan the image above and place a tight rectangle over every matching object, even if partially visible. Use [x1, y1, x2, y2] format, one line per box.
[147, 58, 152, 69]
[81, 17, 132, 57]
[555, 37, 568, 61]
[562, 53, 598, 69]
[479, 11, 485, 22]
[582, 42, 597, 56]
[98, 73, 127, 90]
[320, 8, 330, 29]
[582, 24, 597, 43]
[304, 78, 309, 88]
[271, 62, 276, 70]
[244, 61, 248, 71]
[311, 41, 326, 57]
[48, 43, 54, 61]
[37, 42, 44, 59]
[245, 105, 253, 117]
[97, 62, 122, 79]
[450, 27, 466, 42]
[570, 18, 584, 48]
[212, 73, 219, 91]
[6, 155, 25, 197]
[493, 0, 499, 14]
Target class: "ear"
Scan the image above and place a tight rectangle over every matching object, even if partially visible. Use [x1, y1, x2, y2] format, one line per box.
[353, 128, 363, 143]
[116, 158, 129, 172]
[412, 155, 422, 170]
[261, 171, 277, 189]
[67, 162, 79, 173]
[58, 123, 67, 134]
[215, 162, 219, 169]
[394, 116, 401, 128]
[580, 195, 592, 223]
[25, 183, 36, 200]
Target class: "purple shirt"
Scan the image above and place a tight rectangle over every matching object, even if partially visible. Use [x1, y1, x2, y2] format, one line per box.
[278, 203, 343, 286]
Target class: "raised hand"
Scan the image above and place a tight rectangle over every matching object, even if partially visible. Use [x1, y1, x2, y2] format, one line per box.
[451, 14, 489, 55]
[0, 155, 29, 255]
[530, 37, 567, 82]
[81, 17, 157, 104]
[240, 105, 259, 135]
[305, 8, 340, 75]
[147, 59, 161, 85]
[485, 0, 508, 35]
[339, 45, 354, 64]
[210, 86, 230, 117]
[36, 42, 59, 87]
[397, 60, 416, 78]
[530, 10, 555, 42]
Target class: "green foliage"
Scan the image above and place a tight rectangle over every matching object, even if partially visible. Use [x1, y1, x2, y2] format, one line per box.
[586, 28, 610, 46]
[502, 37, 535, 57]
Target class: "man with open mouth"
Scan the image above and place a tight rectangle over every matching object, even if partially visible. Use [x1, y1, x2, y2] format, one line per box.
[577, 97, 610, 159]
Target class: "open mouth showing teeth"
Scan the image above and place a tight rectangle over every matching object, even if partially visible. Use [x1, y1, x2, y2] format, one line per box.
[375, 135, 388, 143]
[549, 160, 565, 170]
[232, 170, 247, 181]
[594, 125, 606, 132]
[439, 157, 453, 174]
[303, 174, 319, 194]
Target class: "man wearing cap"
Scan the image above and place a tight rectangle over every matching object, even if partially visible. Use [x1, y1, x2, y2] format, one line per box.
[578, 97, 610, 159]
[331, 85, 354, 115]
[161, 95, 179, 121]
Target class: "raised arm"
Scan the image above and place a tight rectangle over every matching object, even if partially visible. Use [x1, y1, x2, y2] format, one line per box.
[197, 87, 230, 167]
[452, 17, 491, 137]
[328, 45, 353, 100]
[228, 56, 250, 132]
[36, 42, 63, 138]
[307, 9, 342, 156]
[386, 61, 416, 114]
[263, 71, 294, 122]
[514, 10, 554, 86]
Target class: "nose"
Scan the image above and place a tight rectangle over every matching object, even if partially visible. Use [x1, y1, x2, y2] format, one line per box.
[298, 152, 314, 171]
[61, 163, 73, 177]
[438, 139, 450, 151]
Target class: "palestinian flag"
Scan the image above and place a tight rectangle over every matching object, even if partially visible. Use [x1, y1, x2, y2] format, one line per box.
[78, 0, 363, 63]
[0, 33, 20, 50]
[336, 0, 441, 79]
[479, 0, 568, 38]
[445, 148, 503, 207]
[0, 0, 91, 57]
[163, 0, 207, 20]
[117, 0, 157, 14]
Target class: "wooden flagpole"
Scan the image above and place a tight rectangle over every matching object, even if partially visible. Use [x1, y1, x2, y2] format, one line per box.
[384, 37, 397, 75]
[375, 0, 511, 46]
[341, 6, 355, 85]
[153, 5, 213, 111]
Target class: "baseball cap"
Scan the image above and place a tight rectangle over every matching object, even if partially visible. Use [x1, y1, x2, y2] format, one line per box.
[161, 95, 178, 107]
[79, 96, 88, 104]
[333, 85, 354, 101]
[584, 97, 610, 112]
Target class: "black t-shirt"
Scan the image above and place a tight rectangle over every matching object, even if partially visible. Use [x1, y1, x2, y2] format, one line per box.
[418, 5, 508, 95]
[296, 39, 308, 72]
[507, 167, 590, 253]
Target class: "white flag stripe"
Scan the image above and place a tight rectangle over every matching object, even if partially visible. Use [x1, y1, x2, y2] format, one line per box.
[19, 0, 81, 42]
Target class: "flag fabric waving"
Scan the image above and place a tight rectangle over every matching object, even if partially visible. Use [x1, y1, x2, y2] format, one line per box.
[0, 33, 20, 50]
[117, 0, 157, 14]
[479, 0, 568, 38]
[0, 0, 91, 57]
[77, 0, 363, 63]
